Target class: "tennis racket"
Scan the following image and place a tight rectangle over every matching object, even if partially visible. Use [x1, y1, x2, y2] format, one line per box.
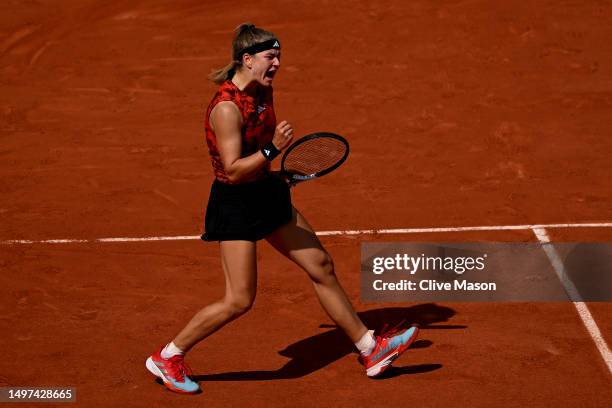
[280, 132, 349, 186]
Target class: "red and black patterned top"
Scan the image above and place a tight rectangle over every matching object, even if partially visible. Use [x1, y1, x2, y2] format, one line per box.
[205, 80, 276, 183]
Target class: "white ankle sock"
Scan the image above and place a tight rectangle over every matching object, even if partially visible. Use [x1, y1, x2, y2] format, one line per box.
[355, 330, 376, 356]
[161, 342, 184, 359]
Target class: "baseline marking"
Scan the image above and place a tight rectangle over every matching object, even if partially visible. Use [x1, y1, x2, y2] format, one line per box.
[2, 222, 612, 245]
[533, 227, 612, 375]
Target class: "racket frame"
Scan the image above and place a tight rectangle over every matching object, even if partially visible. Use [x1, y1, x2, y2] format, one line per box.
[280, 132, 349, 185]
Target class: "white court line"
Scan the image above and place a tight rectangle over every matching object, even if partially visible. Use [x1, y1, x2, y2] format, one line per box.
[1, 222, 612, 245]
[318, 222, 612, 236]
[533, 227, 612, 375]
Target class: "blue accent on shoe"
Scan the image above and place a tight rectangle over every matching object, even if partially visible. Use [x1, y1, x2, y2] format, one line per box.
[395, 327, 417, 346]
[169, 376, 199, 393]
[379, 327, 418, 353]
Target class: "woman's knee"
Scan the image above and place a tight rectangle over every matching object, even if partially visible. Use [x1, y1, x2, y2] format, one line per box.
[307, 251, 336, 284]
[223, 292, 255, 316]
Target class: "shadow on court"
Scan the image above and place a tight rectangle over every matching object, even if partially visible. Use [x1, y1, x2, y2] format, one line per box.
[192, 303, 463, 382]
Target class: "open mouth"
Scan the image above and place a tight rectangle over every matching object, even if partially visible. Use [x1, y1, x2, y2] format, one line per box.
[265, 70, 277, 79]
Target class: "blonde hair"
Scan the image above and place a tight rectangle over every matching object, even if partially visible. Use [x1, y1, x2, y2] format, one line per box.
[208, 23, 277, 84]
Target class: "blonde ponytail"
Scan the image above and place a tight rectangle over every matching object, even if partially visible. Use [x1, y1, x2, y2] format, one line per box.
[208, 60, 239, 85]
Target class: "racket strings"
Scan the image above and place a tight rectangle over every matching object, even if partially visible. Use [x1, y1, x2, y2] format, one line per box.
[283, 138, 347, 175]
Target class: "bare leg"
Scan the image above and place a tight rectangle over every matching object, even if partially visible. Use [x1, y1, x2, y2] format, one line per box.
[172, 240, 257, 352]
[266, 208, 368, 343]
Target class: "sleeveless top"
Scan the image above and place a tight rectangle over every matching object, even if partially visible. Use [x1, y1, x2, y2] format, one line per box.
[205, 80, 276, 183]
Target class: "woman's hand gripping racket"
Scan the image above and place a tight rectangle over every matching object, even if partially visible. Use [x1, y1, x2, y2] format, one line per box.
[280, 132, 349, 186]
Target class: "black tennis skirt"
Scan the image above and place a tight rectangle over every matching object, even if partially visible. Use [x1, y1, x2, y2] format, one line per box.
[201, 175, 293, 242]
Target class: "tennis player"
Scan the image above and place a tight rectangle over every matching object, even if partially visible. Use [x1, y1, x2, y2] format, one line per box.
[145, 23, 419, 394]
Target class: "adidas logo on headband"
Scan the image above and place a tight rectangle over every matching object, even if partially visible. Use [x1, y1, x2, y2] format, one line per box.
[238, 38, 281, 57]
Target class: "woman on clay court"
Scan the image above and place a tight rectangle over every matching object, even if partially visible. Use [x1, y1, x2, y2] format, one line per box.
[145, 23, 419, 394]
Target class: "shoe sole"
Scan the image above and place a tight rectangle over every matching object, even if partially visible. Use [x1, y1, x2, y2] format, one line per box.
[366, 326, 419, 378]
[146, 356, 200, 394]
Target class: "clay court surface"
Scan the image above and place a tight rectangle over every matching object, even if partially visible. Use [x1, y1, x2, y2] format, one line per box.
[1, 1, 611, 407]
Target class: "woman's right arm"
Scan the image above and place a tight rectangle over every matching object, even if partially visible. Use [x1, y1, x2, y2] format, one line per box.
[211, 101, 293, 183]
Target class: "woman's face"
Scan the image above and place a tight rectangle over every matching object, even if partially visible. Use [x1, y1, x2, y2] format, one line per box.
[247, 49, 281, 86]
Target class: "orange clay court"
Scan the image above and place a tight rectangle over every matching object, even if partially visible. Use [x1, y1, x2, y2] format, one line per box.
[1, 1, 611, 407]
